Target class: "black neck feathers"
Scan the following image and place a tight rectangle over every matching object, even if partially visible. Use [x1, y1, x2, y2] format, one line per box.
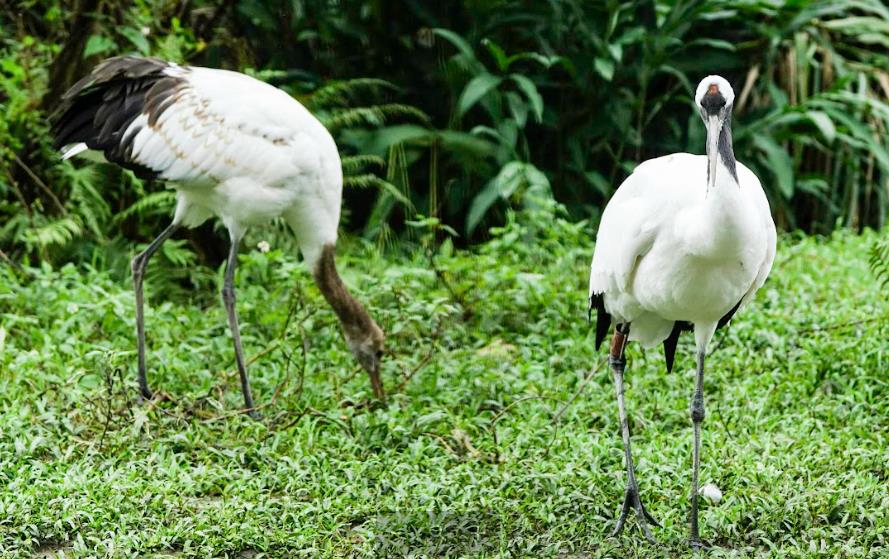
[718, 114, 739, 184]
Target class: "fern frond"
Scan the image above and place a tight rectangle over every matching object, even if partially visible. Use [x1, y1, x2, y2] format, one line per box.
[66, 166, 110, 238]
[22, 217, 83, 250]
[322, 104, 431, 132]
[161, 238, 198, 268]
[344, 174, 414, 209]
[114, 190, 176, 223]
[342, 155, 386, 174]
[309, 78, 399, 109]
[869, 234, 889, 288]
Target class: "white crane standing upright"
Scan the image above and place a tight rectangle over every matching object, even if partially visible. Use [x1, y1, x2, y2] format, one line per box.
[588, 75, 776, 547]
[52, 56, 386, 414]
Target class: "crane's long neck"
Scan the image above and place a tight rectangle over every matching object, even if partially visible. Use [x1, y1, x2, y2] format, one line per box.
[312, 244, 377, 341]
[686, 116, 745, 255]
[708, 115, 738, 188]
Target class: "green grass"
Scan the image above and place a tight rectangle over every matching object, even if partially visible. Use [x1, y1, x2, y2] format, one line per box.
[1, 215, 887, 558]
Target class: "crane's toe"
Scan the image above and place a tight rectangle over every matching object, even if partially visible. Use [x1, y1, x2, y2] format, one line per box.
[139, 386, 154, 401]
[687, 537, 712, 552]
[612, 484, 660, 544]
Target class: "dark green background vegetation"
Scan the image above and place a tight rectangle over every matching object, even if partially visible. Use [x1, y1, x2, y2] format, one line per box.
[2, 0, 889, 270]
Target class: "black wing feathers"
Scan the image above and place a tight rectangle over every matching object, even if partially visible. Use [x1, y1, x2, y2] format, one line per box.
[51, 56, 187, 179]
[590, 293, 612, 349]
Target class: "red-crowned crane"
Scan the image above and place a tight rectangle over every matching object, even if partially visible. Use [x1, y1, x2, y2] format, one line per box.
[52, 56, 386, 415]
[588, 75, 777, 547]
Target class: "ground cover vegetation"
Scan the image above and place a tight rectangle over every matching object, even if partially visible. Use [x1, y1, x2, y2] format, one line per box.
[1, 212, 887, 557]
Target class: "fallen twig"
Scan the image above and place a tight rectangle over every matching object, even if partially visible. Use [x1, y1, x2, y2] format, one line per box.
[396, 347, 435, 392]
[544, 359, 605, 456]
[13, 152, 67, 215]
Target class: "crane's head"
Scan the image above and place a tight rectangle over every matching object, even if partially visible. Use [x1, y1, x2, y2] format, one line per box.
[344, 318, 386, 400]
[312, 244, 387, 400]
[695, 75, 736, 190]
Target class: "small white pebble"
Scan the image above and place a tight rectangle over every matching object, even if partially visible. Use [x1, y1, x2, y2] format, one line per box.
[257, 240, 271, 253]
[67, 303, 79, 314]
[699, 483, 722, 504]
[141, 26, 151, 36]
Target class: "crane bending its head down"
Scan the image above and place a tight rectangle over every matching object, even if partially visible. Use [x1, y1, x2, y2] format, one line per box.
[588, 74, 776, 547]
[51, 56, 386, 412]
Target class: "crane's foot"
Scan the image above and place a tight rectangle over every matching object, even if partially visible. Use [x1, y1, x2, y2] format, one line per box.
[687, 538, 711, 552]
[612, 483, 660, 543]
[138, 371, 153, 401]
[246, 408, 262, 420]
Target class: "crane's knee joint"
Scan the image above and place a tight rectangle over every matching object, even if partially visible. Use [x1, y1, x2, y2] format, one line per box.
[609, 355, 626, 370]
[691, 401, 705, 423]
[221, 285, 236, 305]
[131, 254, 145, 276]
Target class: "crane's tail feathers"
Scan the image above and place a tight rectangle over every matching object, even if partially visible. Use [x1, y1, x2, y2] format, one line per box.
[663, 322, 690, 373]
[660, 298, 742, 373]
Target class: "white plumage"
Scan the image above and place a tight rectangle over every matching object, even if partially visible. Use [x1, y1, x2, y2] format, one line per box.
[589, 151, 775, 347]
[53, 56, 385, 412]
[61, 63, 343, 261]
[588, 75, 776, 546]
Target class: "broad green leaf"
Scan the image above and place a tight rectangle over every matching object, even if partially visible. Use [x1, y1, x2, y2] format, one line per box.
[466, 162, 549, 234]
[505, 91, 528, 127]
[432, 28, 477, 61]
[83, 35, 116, 58]
[467, 176, 505, 235]
[457, 73, 503, 118]
[805, 111, 836, 143]
[584, 170, 611, 197]
[510, 74, 543, 123]
[506, 52, 565, 69]
[350, 124, 432, 154]
[594, 57, 615, 81]
[522, 163, 551, 197]
[753, 135, 794, 199]
[436, 130, 498, 155]
[686, 38, 737, 51]
[119, 27, 150, 55]
[482, 38, 508, 72]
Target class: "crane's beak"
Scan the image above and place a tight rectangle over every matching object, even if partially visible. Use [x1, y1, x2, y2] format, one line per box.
[368, 363, 385, 401]
[706, 114, 723, 191]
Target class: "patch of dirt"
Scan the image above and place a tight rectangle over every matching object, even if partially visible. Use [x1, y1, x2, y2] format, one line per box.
[31, 542, 73, 559]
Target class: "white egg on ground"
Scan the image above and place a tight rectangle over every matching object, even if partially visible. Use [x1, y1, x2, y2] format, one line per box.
[699, 483, 723, 504]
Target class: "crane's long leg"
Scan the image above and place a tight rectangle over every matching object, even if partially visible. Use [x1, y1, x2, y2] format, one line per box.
[221, 235, 258, 417]
[610, 323, 660, 543]
[132, 222, 180, 400]
[689, 348, 708, 550]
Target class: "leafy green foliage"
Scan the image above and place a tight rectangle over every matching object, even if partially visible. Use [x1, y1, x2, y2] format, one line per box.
[2, 0, 889, 263]
[0, 217, 886, 557]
